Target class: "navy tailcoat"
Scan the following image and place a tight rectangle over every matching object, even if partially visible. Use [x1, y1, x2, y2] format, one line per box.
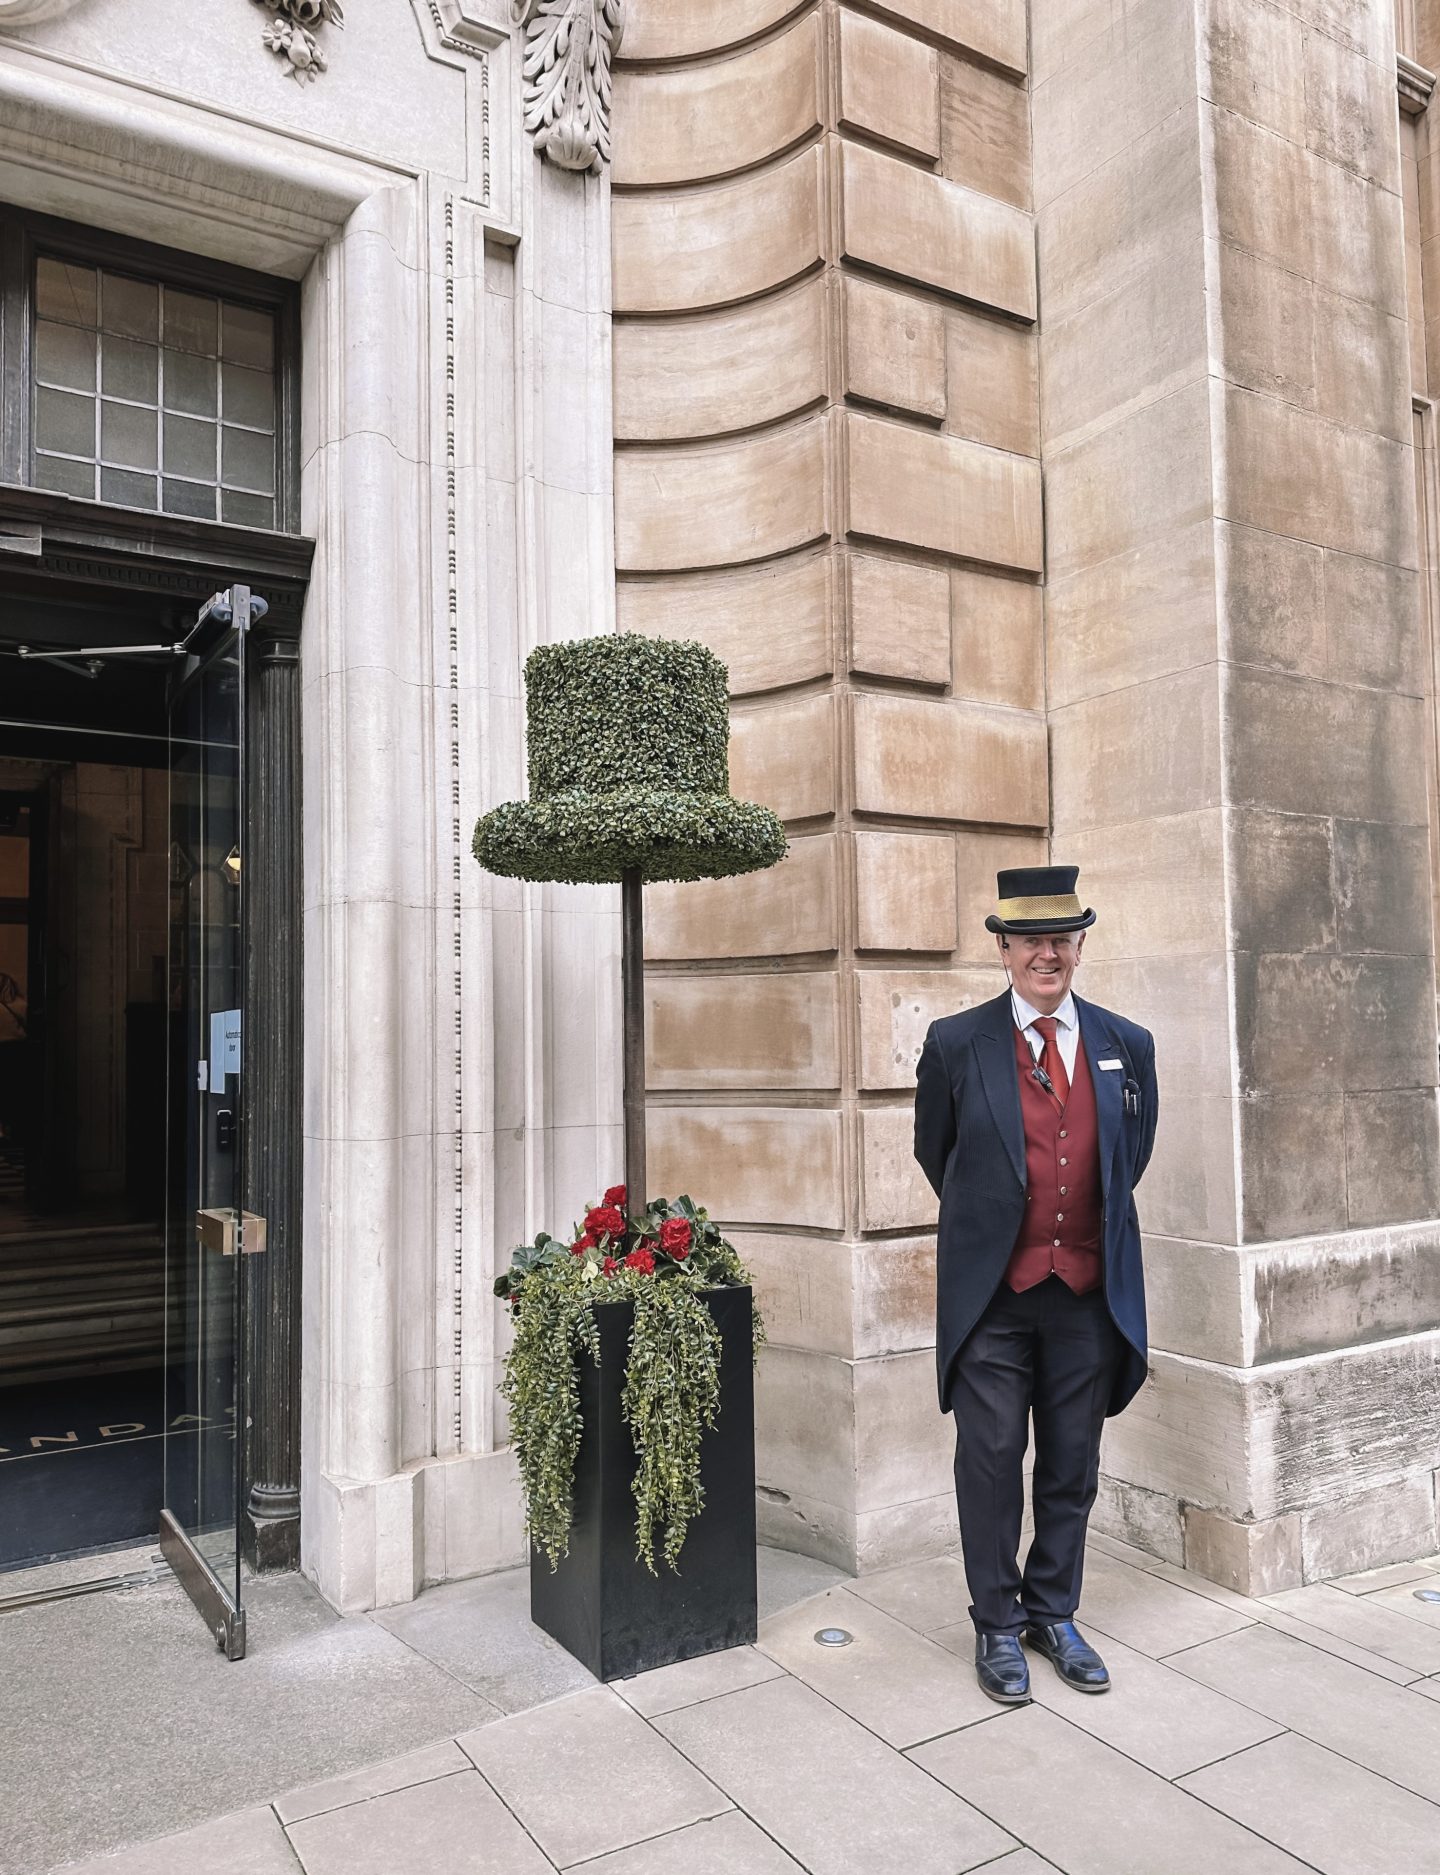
[914, 989, 1158, 1418]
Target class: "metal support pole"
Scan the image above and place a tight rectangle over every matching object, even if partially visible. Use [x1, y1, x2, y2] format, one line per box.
[621, 866, 646, 1210]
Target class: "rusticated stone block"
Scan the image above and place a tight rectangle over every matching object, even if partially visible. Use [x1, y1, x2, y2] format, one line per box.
[865, 0, 1026, 75]
[836, 8, 940, 161]
[861, 1105, 938, 1230]
[617, 552, 832, 696]
[1218, 521, 1325, 678]
[1047, 523, 1217, 712]
[853, 692, 1047, 827]
[1247, 1218, 1440, 1365]
[1226, 808, 1335, 955]
[856, 967, 998, 1091]
[837, 142, 1036, 322]
[841, 277, 947, 423]
[645, 972, 841, 1091]
[853, 831, 957, 953]
[733, 1230, 937, 1360]
[1226, 667, 1427, 826]
[1343, 1090, 1440, 1230]
[613, 14, 821, 186]
[954, 827, 1047, 962]
[613, 280, 827, 442]
[1051, 665, 1221, 835]
[940, 50, 1030, 210]
[648, 1105, 843, 1230]
[945, 310, 1038, 456]
[729, 693, 836, 823]
[845, 414, 1043, 573]
[1090, 1473, 1185, 1566]
[848, 550, 950, 687]
[615, 419, 828, 571]
[645, 833, 838, 960]
[1323, 550, 1426, 694]
[1299, 1476, 1438, 1581]
[1182, 1506, 1303, 1596]
[612, 145, 824, 314]
[1238, 1091, 1348, 1241]
[951, 568, 1041, 709]
[1333, 818, 1431, 956]
[1200, 0, 1304, 143]
[620, 0, 800, 62]
[1067, 810, 1226, 960]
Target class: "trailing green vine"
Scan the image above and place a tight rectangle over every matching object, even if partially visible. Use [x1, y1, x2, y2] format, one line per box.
[496, 1188, 764, 1574]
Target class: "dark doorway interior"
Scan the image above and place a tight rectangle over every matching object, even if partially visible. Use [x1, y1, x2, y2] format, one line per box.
[0, 584, 174, 1571]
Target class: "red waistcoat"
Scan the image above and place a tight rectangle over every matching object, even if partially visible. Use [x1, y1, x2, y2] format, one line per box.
[1003, 1021, 1104, 1295]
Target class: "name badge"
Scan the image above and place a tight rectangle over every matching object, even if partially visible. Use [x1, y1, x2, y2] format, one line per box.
[1098, 1058, 1124, 1071]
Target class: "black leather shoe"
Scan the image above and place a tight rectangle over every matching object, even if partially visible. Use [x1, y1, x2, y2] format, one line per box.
[974, 1631, 1031, 1705]
[1023, 1620, 1110, 1692]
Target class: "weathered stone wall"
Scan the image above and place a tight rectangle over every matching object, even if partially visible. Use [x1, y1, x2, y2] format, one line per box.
[612, 0, 1046, 1571]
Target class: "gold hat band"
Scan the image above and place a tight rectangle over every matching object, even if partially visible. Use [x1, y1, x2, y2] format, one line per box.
[995, 893, 1084, 921]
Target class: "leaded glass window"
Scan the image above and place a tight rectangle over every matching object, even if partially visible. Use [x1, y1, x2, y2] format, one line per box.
[31, 256, 280, 528]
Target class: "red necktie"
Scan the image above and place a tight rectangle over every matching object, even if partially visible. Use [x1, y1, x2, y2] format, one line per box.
[1033, 1016, 1069, 1106]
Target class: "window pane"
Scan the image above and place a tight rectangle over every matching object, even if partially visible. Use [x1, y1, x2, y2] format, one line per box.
[161, 477, 217, 520]
[163, 412, 217, 482]
[36, 258, 96, 327]
[221, 303, 275, 369]
[35, 452, 95, 498]
[220, 362, 274, 432]
[163, 349, 217, 417]
[101, 400, 159, 471]
[164, 289, 218, 356]
[35, 386, 96, 457]
[101, 334, 159, 405]
[101, 272, 159, 343]
[221, 490, 276, 529]
[100, 467, 158, 510]
[221, 426, 275, 494]
[35, 320, 96, 393]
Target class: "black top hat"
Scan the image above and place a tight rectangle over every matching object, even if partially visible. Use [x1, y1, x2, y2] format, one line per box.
[984, 865, 1096, 936]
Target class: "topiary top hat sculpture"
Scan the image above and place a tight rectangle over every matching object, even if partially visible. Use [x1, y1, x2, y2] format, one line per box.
[473, 632, 787, 1205]
[473, 634, 787, 886]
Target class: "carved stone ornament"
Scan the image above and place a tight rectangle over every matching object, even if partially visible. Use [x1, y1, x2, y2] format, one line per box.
[512, 0, 623, 174]
[0, 0, 88, 22]
[252, 0, 343, 82]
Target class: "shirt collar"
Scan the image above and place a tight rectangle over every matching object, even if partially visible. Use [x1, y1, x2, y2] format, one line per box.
[1011, 988, 1077, 1033]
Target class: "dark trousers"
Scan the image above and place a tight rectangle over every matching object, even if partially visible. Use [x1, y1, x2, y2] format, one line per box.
[951, 1274, 1123, 1634]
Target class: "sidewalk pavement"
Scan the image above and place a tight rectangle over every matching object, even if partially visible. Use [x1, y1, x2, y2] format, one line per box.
[13, 1536, 1440, 1875]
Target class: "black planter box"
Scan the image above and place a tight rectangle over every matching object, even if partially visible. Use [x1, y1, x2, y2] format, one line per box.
[529, 1283, 758, 1682]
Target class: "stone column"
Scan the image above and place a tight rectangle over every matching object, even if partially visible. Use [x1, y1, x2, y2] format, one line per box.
[612, 0, 1047, 1571]
[1034, 0, 1440, 1589]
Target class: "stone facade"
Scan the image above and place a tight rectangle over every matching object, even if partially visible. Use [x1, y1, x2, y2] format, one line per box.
[617, 0, 1440, 1590]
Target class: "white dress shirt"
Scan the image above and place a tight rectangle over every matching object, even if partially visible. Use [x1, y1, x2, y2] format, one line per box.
[1011, 988, 1081, 1083]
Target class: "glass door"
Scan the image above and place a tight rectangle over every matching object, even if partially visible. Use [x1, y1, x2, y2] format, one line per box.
[160, 590, 251, 1659]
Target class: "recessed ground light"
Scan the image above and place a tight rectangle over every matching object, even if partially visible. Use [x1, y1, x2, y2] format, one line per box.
[1413, 1587, 1440, 1604]
[814, 1627, 854, 1647]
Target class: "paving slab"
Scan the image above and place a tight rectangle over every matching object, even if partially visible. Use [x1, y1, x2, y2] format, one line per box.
[1178, 1730, 1440, 1875]
[1330, 1561, 1438, 1596]
[2, 1572, 498, 1875]
[371, 1564, 596, 1714]
[1013, 1625, 1283, 1778]
[1169, 1621, 1440, 1803]
[844, 1556, 971, 1634]
[459, 1685, 728, 1867]
[614, 1644, 785, 1718]
[1412, 1674, 1440, 1703]
[758, 1585, 998, 1747]
[54, 1806, 300, 1875]
[909, 1702, 1313, 1874]
[1259, 1582, 1440, 1673]
[274, 1739, 471, 1825]
[654, 1673, 1016, 1875]
[980, 1855, 1067, 1875]
[1361, 1581, 1440, 1630]
[286, 1769, 550, 1875]
[568, 1810, 803, 1875]
[1077, 1550, 1255, 1658]
[756, 1545, 850, 1619]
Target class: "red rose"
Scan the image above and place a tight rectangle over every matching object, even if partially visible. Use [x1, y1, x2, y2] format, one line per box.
[570, 1231, 597, 1257]
[624, 1247, 656, 1276]
[584, 1205, 625, 1240]
[659, 1217, 692, 1259]
[602, 1255, 619, 1277]
[603, 1184, 627, 1207]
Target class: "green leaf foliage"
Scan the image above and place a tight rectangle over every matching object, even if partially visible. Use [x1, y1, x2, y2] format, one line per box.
[498, 1193, 766, 1574]
[471, 634, 787, 886]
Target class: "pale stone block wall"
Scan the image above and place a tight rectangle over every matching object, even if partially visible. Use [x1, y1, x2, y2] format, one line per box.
[612, 0, 1045, 1572]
